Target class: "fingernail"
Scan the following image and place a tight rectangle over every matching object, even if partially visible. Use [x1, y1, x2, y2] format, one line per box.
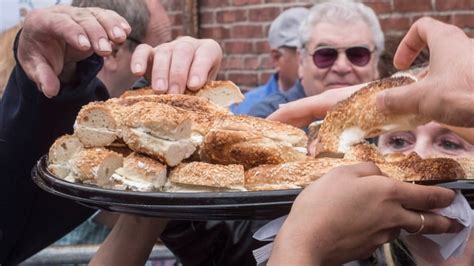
[98, 38, 112, 52]
[133, 63, 142, 73]
[155, 78, 166, 92]
[40, 83, 52, 98]
[78, 35, 90, 48]
[113, 26, 125, 39]
[121, 22, 131, 32]
[188, 75, 200, 87]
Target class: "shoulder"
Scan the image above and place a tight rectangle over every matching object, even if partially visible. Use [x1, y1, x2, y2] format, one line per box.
[247, 92, 288, 118]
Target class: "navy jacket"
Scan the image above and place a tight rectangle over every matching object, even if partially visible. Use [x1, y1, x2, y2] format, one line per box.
[0, 41, 108, 264]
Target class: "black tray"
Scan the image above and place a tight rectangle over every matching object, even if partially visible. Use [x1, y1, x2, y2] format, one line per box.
[32, 155, 474, 220]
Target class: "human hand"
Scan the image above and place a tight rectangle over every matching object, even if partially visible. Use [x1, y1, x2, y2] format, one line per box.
[269, 163, 461, 265]
[267, 83, 365, 128]
[130, 36, 223, 94]
[18, 5, 131, 98]
[376, 17, 474, 127]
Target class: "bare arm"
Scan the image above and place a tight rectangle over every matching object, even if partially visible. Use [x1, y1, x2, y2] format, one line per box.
[90, 215, 168, 266]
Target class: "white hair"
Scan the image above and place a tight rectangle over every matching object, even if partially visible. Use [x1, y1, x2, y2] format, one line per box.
[299, 0, 385, 57]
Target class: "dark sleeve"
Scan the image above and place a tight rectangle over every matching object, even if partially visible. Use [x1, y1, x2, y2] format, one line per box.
[161, 220, 266, 266]
[246, 94, 285, 118]
[0, 35, 109, 264]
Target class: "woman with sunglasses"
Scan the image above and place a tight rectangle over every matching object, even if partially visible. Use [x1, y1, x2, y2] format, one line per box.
[247, 1, 383, 119]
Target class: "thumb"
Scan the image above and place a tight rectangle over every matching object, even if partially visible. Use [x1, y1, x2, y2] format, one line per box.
[34, 62, 61, 98]
[376, 80, 426, 116]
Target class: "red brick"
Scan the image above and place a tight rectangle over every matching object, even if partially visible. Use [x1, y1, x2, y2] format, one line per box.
[259, 56, 273, 69]
[168, 14, 182, 26]
[200, 26, 230, 39]
[216, 72, 227, 81]
[453, 14, 474, 28]
[394, 0, 433, 12]
[380, 17, 411, 31]
[244, 57, 259, 69]
[435, 0, 474, 11]
[223, 41, 254, 53]
[255, 40, 271, 53]
[228, 72, 258, 86]
[171, 28, 183, 39]
[363, 1, 393, 13]
[200, 11, 215, 25]
[222, 57, 245, 69]
[231, 25, 264, 38]
[201, 0, 230, 6]
[232, 0, 261, 6]
[466, 31, 474, 38]
[216, 10, 247, 23]
[248, 7, 281, 22]
[411, 15, 453, 25]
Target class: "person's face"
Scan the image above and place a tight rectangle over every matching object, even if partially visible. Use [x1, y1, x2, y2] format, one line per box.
[378, 122, 474, 158]
[299, 21, 379, 97]
[272, 46, 299, 91]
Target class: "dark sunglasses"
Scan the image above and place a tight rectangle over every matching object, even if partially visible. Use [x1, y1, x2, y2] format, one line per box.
[309, 46, 375, 68]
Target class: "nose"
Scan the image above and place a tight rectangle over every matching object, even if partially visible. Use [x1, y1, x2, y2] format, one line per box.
[330, 52, 352, 75]
[411, 141, 432, 159]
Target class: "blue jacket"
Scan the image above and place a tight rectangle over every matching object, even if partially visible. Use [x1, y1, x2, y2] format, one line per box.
[247, 80, 306, 118]
[230, 73, 280, 115]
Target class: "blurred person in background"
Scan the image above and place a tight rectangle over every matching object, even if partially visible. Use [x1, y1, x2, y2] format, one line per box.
[0, 24, 21, 98]
[230, 7, 309, 115]
[248, 0, 383, 118]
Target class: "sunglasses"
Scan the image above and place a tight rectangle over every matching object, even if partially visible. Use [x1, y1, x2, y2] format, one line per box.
[309, 46, 375, 68]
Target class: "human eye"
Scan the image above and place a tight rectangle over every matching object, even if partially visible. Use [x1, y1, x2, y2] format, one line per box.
[437, 136, 464, 151]
[386, 133, 414, 151]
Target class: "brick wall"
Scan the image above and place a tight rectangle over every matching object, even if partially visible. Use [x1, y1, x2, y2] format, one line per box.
[161, 0, 474, 90]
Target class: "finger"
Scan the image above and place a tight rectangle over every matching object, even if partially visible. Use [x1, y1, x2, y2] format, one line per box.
[70, 9, 113, 56]
[402, 211, 463, 234]
[393, 17, 436, 69]
[186, 39, 223, 90]
[130, 44, 154, 76]
[375, 79, 426, 115]
[331, 162, 383, 178]
[151, 44, 173, 93]
[28, 12, 92, 51]
[392, 182, 455, 211]
[167, 40, 196, 94]
[33, 61, 61, 98]
[88, 8, 128, 43]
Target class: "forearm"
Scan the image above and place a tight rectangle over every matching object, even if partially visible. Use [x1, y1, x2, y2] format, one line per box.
[90, 215, 168, 266]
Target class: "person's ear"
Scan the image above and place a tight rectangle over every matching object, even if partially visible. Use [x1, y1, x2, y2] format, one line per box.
[270, 49, 281, 69]
[103, 48, 119, 72]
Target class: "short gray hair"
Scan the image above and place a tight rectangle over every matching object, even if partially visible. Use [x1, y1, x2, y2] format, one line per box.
[299, 0, 384, 56]
[72, 0, 150, 50]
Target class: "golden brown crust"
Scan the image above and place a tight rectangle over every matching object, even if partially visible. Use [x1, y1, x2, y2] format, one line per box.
[70, 148, 123, 182]
[123, 152, 167, 177]
[245, 155, 466, 191]
[200, 129, 309, 169]
[170, 162, 244, 188]
[211, 115, 308, 147]
[316, 76, 431, 156]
